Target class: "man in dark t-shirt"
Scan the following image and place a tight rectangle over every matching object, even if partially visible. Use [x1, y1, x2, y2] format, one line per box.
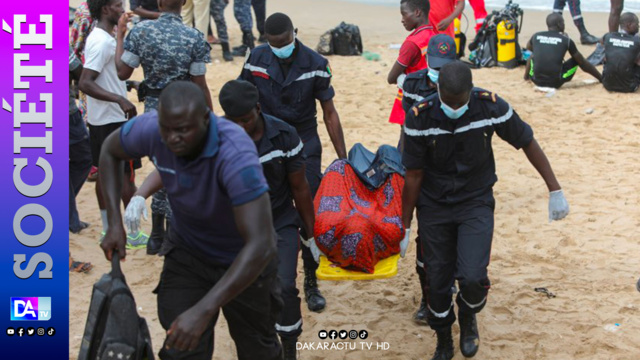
[602, 12, 640, 93]
[525, 13, 601, 89]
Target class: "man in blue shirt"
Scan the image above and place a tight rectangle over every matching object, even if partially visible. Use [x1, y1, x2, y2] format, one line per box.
[99, 81, 282, 360]
[240, 12, 347, 312]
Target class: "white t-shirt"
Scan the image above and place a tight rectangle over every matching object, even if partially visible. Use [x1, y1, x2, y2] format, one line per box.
[84, 27, 127, 126]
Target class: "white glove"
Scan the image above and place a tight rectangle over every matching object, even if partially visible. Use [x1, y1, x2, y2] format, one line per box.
[308, 238, 325, 263]
[400, 228, 410, 258]
[124, 195, 148, 234]
[548, 190, 569, 222]
[397, 74, 407, 90]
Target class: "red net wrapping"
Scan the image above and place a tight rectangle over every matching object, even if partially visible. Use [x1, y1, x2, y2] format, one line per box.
[313, 160, 405, 273]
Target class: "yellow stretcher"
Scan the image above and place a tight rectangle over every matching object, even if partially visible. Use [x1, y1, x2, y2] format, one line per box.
[315, 254, 400, 281]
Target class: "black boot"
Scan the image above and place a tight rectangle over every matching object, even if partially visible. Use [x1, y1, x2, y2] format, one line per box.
[147, 213, 165, 255]
[430, 328, 454, 360]
[303, 267, 326, 312]
[281, 337, 297, 360]
[413, 297, 428, 325]
[458, 312, 480, 358]
[231, 30, 255, 57]
[580, 32, 599, 45]
[220, 42, 233, 62]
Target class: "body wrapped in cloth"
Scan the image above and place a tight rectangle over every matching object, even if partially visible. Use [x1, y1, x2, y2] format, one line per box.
[314, 144, 405, 273]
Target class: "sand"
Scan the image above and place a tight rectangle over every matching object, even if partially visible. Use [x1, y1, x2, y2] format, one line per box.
[69, 0, 640, 358]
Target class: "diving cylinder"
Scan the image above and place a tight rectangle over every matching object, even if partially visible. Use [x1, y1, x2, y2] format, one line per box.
[454, 17, 461, 57]
[496, 19, 517, 68]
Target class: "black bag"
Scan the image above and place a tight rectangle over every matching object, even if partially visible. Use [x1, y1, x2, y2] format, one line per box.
[78, 252, 154, 360]
[316, 22, 363, 56]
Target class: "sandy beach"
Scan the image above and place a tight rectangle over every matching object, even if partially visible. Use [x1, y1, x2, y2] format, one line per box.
[69, 0, 640, 358]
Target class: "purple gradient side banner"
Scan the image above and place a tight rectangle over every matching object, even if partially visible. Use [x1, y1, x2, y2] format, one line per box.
[0, 1, 69, 359]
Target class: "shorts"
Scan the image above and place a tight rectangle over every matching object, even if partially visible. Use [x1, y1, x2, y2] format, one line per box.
[89, 122, 142, 172]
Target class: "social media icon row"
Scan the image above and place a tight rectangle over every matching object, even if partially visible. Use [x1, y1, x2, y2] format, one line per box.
[318, 329, 368, 340]
[6, 327, 54, 337]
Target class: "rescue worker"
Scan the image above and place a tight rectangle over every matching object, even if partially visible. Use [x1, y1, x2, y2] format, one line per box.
[402, 61, 570, 360]
[524, 13, 602, 89]
[239, 12, 347, 313]
[602, 12, 640, 93]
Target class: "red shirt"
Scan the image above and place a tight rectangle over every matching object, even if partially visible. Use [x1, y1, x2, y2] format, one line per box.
[429, 0, 458, 38]
[397, 25, 436, 74]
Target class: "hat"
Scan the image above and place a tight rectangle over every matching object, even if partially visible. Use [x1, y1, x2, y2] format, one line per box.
[427, 34, 456, 69]
[219, 80, 259, 117]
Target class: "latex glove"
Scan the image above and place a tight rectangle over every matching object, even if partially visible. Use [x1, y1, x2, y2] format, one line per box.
[548, 190, 569, 222]
[400, 228, 410, 258]
[397, 74, 407, 90]
[308, 238, 325, 263]
[124, 195, 148, 234]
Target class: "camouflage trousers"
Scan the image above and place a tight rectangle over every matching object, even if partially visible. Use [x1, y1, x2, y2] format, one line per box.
[234, 0, 253, 32]
[209, 0, 229, 43]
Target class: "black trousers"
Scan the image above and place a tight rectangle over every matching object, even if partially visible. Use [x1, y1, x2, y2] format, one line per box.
[276, 225, 302, 339]
[299, 129, 323, 272]
[156, 247, 282, 360]
[251, 0, 266, 35]
[417, 191, 494, 331]
[69, 111, 92, 232]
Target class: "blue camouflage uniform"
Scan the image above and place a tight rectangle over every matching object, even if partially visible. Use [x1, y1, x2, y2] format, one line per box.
[209, 0, 229, 43]
[234, 0, 253, 33]
[121, 12, 211, 218]
[239, 39, 334, 272]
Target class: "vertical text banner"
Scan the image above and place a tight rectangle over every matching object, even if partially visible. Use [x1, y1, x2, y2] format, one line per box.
[0, 1, 68, 358]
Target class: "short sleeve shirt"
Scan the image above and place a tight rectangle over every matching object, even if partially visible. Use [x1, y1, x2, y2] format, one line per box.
[397, 41, 422, 69]
[120, 111, 269, 265]
[256, 114, 306, 229]
[530, 31, 576, 88]
[403, 88, 534, 204]
[122, 13, 211, 95]
[83, 27, 127, 126]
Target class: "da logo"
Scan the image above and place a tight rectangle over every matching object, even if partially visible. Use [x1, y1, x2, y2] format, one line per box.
[10, 297, 51, 321]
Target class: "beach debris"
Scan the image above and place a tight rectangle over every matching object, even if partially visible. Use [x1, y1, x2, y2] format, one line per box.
[534, 287, 556, 298]
[534, 86, 556, 97]
[389, 44, 401, 50]
[362, 51, 380, 61]
[585, 108, 594, 114]
[603, 323, 620, 332]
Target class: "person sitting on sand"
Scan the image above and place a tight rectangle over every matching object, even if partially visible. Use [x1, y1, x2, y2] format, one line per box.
[601, 12, 640, 93]
[524, 13, 602, 89]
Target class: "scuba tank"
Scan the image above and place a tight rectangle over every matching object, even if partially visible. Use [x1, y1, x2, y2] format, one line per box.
[454, 17, 461, 54]
[496, 19, 517, 68]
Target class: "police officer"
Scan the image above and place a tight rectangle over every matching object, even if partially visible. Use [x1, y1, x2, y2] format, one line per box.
[602, 12, 640, 93]
[524, 13, 601, 89]
[230, 0, 256, 57]
[402, 61, 569, 360]
[210, 0, 233, 61]
[400, 34, 456, 325]
[115, 0, 213, 255]
[219, 80, 315, 360]
[240, 12, 347, 313]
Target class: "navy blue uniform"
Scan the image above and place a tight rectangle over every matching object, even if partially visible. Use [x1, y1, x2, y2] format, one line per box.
[402, 68, 437, 113]
[403, 88, 534, 330]
[240, 40, 334, 272]
[256, 114, 306, 340]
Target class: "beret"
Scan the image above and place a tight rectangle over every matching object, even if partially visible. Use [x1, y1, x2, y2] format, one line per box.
[219, 80, 259, 117]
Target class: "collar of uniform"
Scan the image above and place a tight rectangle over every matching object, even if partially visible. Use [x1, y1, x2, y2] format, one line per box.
[410, 24, 434, 36]
[262, 113, 281, 140]
[159, 12, 182, 22]
[199, 112, 220, 158]
[262, 39, 313, 85]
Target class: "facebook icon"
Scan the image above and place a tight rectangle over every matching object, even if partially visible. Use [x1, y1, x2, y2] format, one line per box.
[10, 297, 51, 321]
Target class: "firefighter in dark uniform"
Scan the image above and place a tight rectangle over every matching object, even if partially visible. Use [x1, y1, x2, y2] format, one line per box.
[239, 12, 347, 313]
[602, 12, 640, 93]
[401, 34, 456, 325]
[219, 80, 316, 360]
[524, 13, 601, 89]
[402, 61, 570, 360]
